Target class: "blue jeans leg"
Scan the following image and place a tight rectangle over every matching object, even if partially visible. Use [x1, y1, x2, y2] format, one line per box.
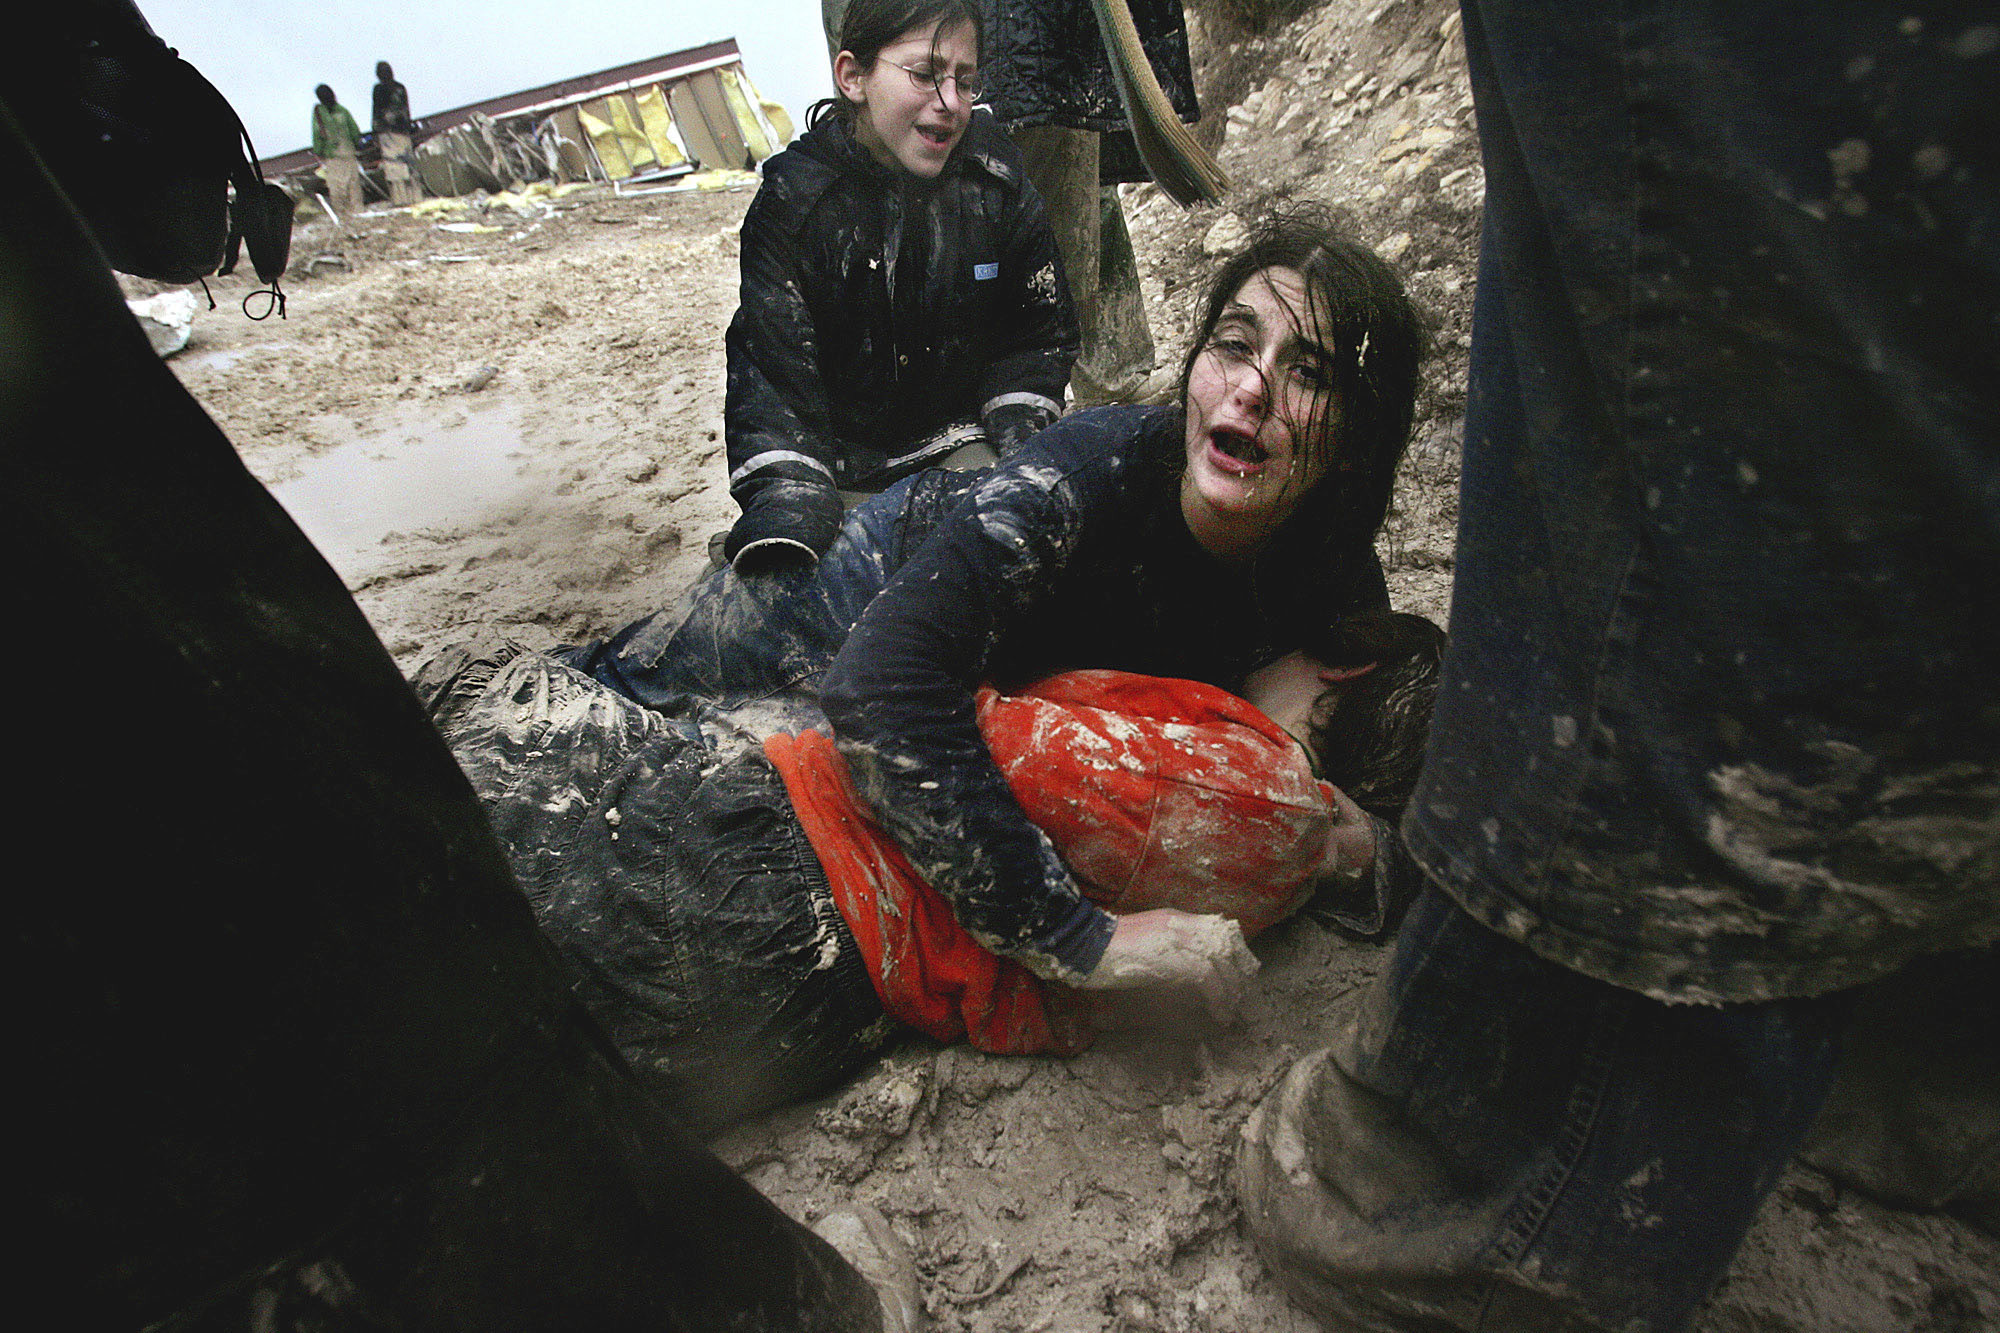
[1239, 885, 1848, 1332]
[561, 482, 915, 713]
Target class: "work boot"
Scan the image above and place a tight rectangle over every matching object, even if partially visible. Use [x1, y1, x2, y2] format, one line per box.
[813, 1204, 924, 1333]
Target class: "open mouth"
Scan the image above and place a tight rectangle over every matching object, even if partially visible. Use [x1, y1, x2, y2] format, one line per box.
[1209, 429, 1270, 472]
[916, 124, 958, 149]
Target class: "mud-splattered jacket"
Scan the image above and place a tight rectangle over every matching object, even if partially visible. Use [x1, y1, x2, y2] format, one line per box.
[723, 110, 1078, 557]
[821, 404, 1390, 982]
[769, 671, 1339, 1054]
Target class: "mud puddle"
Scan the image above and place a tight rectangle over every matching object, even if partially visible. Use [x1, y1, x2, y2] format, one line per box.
[271, 399, 537, 580]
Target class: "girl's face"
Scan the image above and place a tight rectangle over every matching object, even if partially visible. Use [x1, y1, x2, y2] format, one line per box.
[1180, 267, 1344, 564]
[835, 19, 979, 179]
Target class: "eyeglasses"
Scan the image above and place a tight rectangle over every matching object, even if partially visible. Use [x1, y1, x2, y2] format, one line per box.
[885, 60, 984, 104]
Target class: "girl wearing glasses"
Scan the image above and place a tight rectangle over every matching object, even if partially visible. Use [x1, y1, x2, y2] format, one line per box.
[719, 0, 1079, 571]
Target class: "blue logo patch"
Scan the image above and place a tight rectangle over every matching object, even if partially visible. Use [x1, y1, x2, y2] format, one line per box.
[973, 262, 1000, 281]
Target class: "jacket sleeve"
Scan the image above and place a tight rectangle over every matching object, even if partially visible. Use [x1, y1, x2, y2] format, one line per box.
[721, 180, 845, 562]
[820, 421, 1123, 983]
[975, 173, 1078, 457]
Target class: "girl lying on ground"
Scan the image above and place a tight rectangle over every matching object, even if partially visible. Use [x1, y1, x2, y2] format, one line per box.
[567, 208, 1427, 1019]
[415, 611, 1445, 1134]
[720, 0, 1078, 570]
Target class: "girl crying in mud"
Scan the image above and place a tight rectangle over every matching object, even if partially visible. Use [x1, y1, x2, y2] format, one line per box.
[718, 0, 1078, 570]
[493, 207, 1428, 1127]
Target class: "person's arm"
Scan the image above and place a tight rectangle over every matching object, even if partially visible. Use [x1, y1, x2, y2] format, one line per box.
[822, 419, 1122, 984]
[975, 167, 1078, 457]
[821, 415, 1261, 1021]
[310, 106, 328, 158]
[720, 180, 845, 567]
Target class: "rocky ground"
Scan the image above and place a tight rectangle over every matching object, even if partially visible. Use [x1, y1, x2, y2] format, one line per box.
[159, 0, 1996, 1328]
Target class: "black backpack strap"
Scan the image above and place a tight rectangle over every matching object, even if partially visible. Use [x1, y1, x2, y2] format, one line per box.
[206, 69, 292, 316]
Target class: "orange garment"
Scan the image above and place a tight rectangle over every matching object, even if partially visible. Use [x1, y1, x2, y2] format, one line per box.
[979, 671, 1337, 937]
[766, 728, 1069, 1054]
[764, 670, 1336, 1055]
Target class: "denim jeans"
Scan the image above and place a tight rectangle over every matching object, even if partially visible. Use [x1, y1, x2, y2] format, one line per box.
[1240, 2, 1997, 1326]
[1405, 0, 2000, 1004]
[1240, 887, 1847, 1332]
[564, 472, 940, 714]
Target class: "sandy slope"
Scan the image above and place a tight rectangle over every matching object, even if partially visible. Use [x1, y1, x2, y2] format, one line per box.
[163, 1, 1996, 1327]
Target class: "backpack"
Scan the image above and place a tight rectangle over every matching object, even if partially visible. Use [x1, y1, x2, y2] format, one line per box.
[7, 3, 292, 298]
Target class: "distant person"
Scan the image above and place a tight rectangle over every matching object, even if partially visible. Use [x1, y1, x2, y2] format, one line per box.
[310, 82, 363, 220]
[720, 0, 1077, 572]
[371, 60, 420, 206]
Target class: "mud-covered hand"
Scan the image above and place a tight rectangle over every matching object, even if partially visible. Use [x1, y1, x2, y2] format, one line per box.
[1078, 909, 1260, 1023]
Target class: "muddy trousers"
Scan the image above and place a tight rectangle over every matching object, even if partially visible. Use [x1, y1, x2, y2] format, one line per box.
[1239, 885, 1849, 1333]
[1009, 124, 1155, 404]
[418, 640, 893, 1137]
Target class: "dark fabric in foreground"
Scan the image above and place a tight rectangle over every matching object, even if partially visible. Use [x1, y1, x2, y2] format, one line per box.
[2, 95, 875, 1330]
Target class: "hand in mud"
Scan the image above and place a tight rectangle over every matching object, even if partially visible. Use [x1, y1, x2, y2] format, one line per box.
[1322, 784, 1377, 881]
[1079, 909, 1260, 1024]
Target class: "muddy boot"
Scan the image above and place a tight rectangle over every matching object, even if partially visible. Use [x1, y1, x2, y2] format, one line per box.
[1801, 947, 2000, 1235]
[813, 1204, 924, 1333]
[1238, 1047, 1508, 1333]
[1239, 887, 1845, 1333]
[1068, 189, 1156, 406]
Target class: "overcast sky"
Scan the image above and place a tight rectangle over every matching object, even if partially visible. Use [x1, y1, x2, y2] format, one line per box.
[142, 0, 838, 161]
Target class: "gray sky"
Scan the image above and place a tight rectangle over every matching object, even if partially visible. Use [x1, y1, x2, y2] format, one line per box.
[141, 0, 838, 161]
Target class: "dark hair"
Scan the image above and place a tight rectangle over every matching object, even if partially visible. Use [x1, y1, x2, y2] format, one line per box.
[1177, 206, 1425, 564]
[1299, 611, 1445, 819]
[808, 0, 985, 131]
[376, 62, 393, 81]
[315, 84, 336, 106]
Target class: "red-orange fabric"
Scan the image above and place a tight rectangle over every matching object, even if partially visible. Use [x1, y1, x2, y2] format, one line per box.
[765, 670, 1334, 1055]
[766, 729, 1072, 1055]
[977, 671, 1335, 937]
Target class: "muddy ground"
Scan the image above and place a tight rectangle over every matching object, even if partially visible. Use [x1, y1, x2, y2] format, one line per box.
[159, 0, 1996, 1327]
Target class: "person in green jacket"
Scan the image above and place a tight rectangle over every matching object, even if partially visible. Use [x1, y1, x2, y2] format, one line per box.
[310, 83, 362, 221]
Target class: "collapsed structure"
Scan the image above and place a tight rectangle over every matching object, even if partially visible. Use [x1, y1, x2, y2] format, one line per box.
[260, 39, 793, 202]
